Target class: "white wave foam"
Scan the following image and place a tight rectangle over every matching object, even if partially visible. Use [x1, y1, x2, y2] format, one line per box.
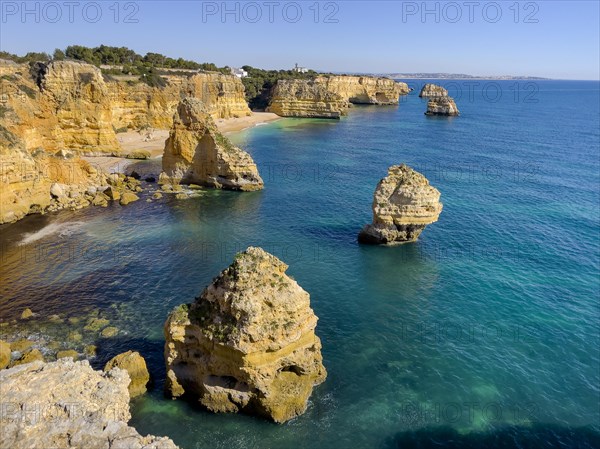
[19, 221, 86, 246]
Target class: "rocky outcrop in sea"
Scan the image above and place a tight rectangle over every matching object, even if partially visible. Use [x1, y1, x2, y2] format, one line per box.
[359, 164, 443, 244]
[0, 359, 179, 449]
[320, 75, 410, 104]
[267, 79, 349, 118]
[267, 75, 410, 118]
[161, 98, 263, 190]
[164, 246, 327, 423]
[425, 97, 460, 116]
[419, 83, 448, 98]
[104, 350, 150, 398]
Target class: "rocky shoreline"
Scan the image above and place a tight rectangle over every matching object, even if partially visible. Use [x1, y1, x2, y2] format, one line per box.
[0, 56, 454, 444]
[0, 359, 179, 449]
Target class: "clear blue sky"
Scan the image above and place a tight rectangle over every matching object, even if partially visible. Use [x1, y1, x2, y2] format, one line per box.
[1, 1, 598, 79]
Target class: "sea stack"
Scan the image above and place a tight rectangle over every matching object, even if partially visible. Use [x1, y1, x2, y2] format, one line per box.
[425, 97, 460, 116]
[161, 98, 263, 191]
[358, 164, 443, 244]
[419, 83, 448, 98]
[164, 247, 326, 423]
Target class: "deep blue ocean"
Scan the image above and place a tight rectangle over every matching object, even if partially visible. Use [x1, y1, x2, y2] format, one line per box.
[1, 80, 599, 448]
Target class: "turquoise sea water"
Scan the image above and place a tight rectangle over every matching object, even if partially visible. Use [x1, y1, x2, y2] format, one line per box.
[1, 80, 599, 448]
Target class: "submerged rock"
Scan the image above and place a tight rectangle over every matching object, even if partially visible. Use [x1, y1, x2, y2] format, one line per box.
[104, 351, 150, 398]
[359, 164, 443, 244]
[119, 191, 140, 205]
[162, 98, 264, 191]
[164, 247, 326, 423]
[56, 350, 79, 360]
[0, 359, 179, 449]
[20, 308, 33, 319]
[419, 83, 448, 98]
[12, 348, 44, 366]
[101, 326, 119, 338]
[10, 339, 33, 352]
[425, 97, 460, 116]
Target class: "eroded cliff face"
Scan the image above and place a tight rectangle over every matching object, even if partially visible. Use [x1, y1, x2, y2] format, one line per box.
[359, 164, 443, 244]
[0, 359, 179, 449]
[1, 60, 119, 155]
[317, 75, 410, 104]
[266, 79, 349, 118]
[109, 72, 251, 130]
[267, 75, 409, 118]
[162, 98, 263, 191]
[0, 60, 253, 223]
[1, 60, 251, 150]
[425, 97, 460, 116]
[164, 247, 327, 423]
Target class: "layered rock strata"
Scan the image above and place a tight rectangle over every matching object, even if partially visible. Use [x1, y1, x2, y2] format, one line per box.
[359, 164, 443, 244]
[164, 247, 326, 423]
[266, 79, 349, 118]
[267, 75, 410, 118]
[318, 75, 410, 104]
[0, 59, 252, 223]
[109, 71, 251, 129]
[0, 359, 179, 449]
[161, 98, 263, 190]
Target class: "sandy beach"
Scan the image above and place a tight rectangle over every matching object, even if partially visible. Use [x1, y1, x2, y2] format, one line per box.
[84, 112, 281, 174]
[215, 112, 280, 134]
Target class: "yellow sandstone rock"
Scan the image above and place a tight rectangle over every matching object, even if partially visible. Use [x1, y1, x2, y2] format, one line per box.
[0, 340, 10, 369]
[267, 75, 410, 118]
[12, 348, 44, 366]
[56, 350, 79, 360]
[104, 351, 150, 398]
[164, 247, 326, 423]
[162, 98, 263, 191]
[359, 164, 443, 244]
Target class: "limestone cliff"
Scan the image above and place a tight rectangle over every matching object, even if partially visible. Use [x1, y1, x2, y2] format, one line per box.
[1, 60, 119, 155]
[0, 359, 179, 449]
[0, 60, 253, 223]
[109, 72, 251, 130]
[267, 79, 349, 118]
[267, 75, 409, 118]
[0, 146, 111, 224]
[419, 83, 448, 98]
[164, 246, 326, 423]
[162, 98, 263, 191]
[317, 75, 410, 104]
[425, 97, 460, 116]
[359, 164, 443, 244]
